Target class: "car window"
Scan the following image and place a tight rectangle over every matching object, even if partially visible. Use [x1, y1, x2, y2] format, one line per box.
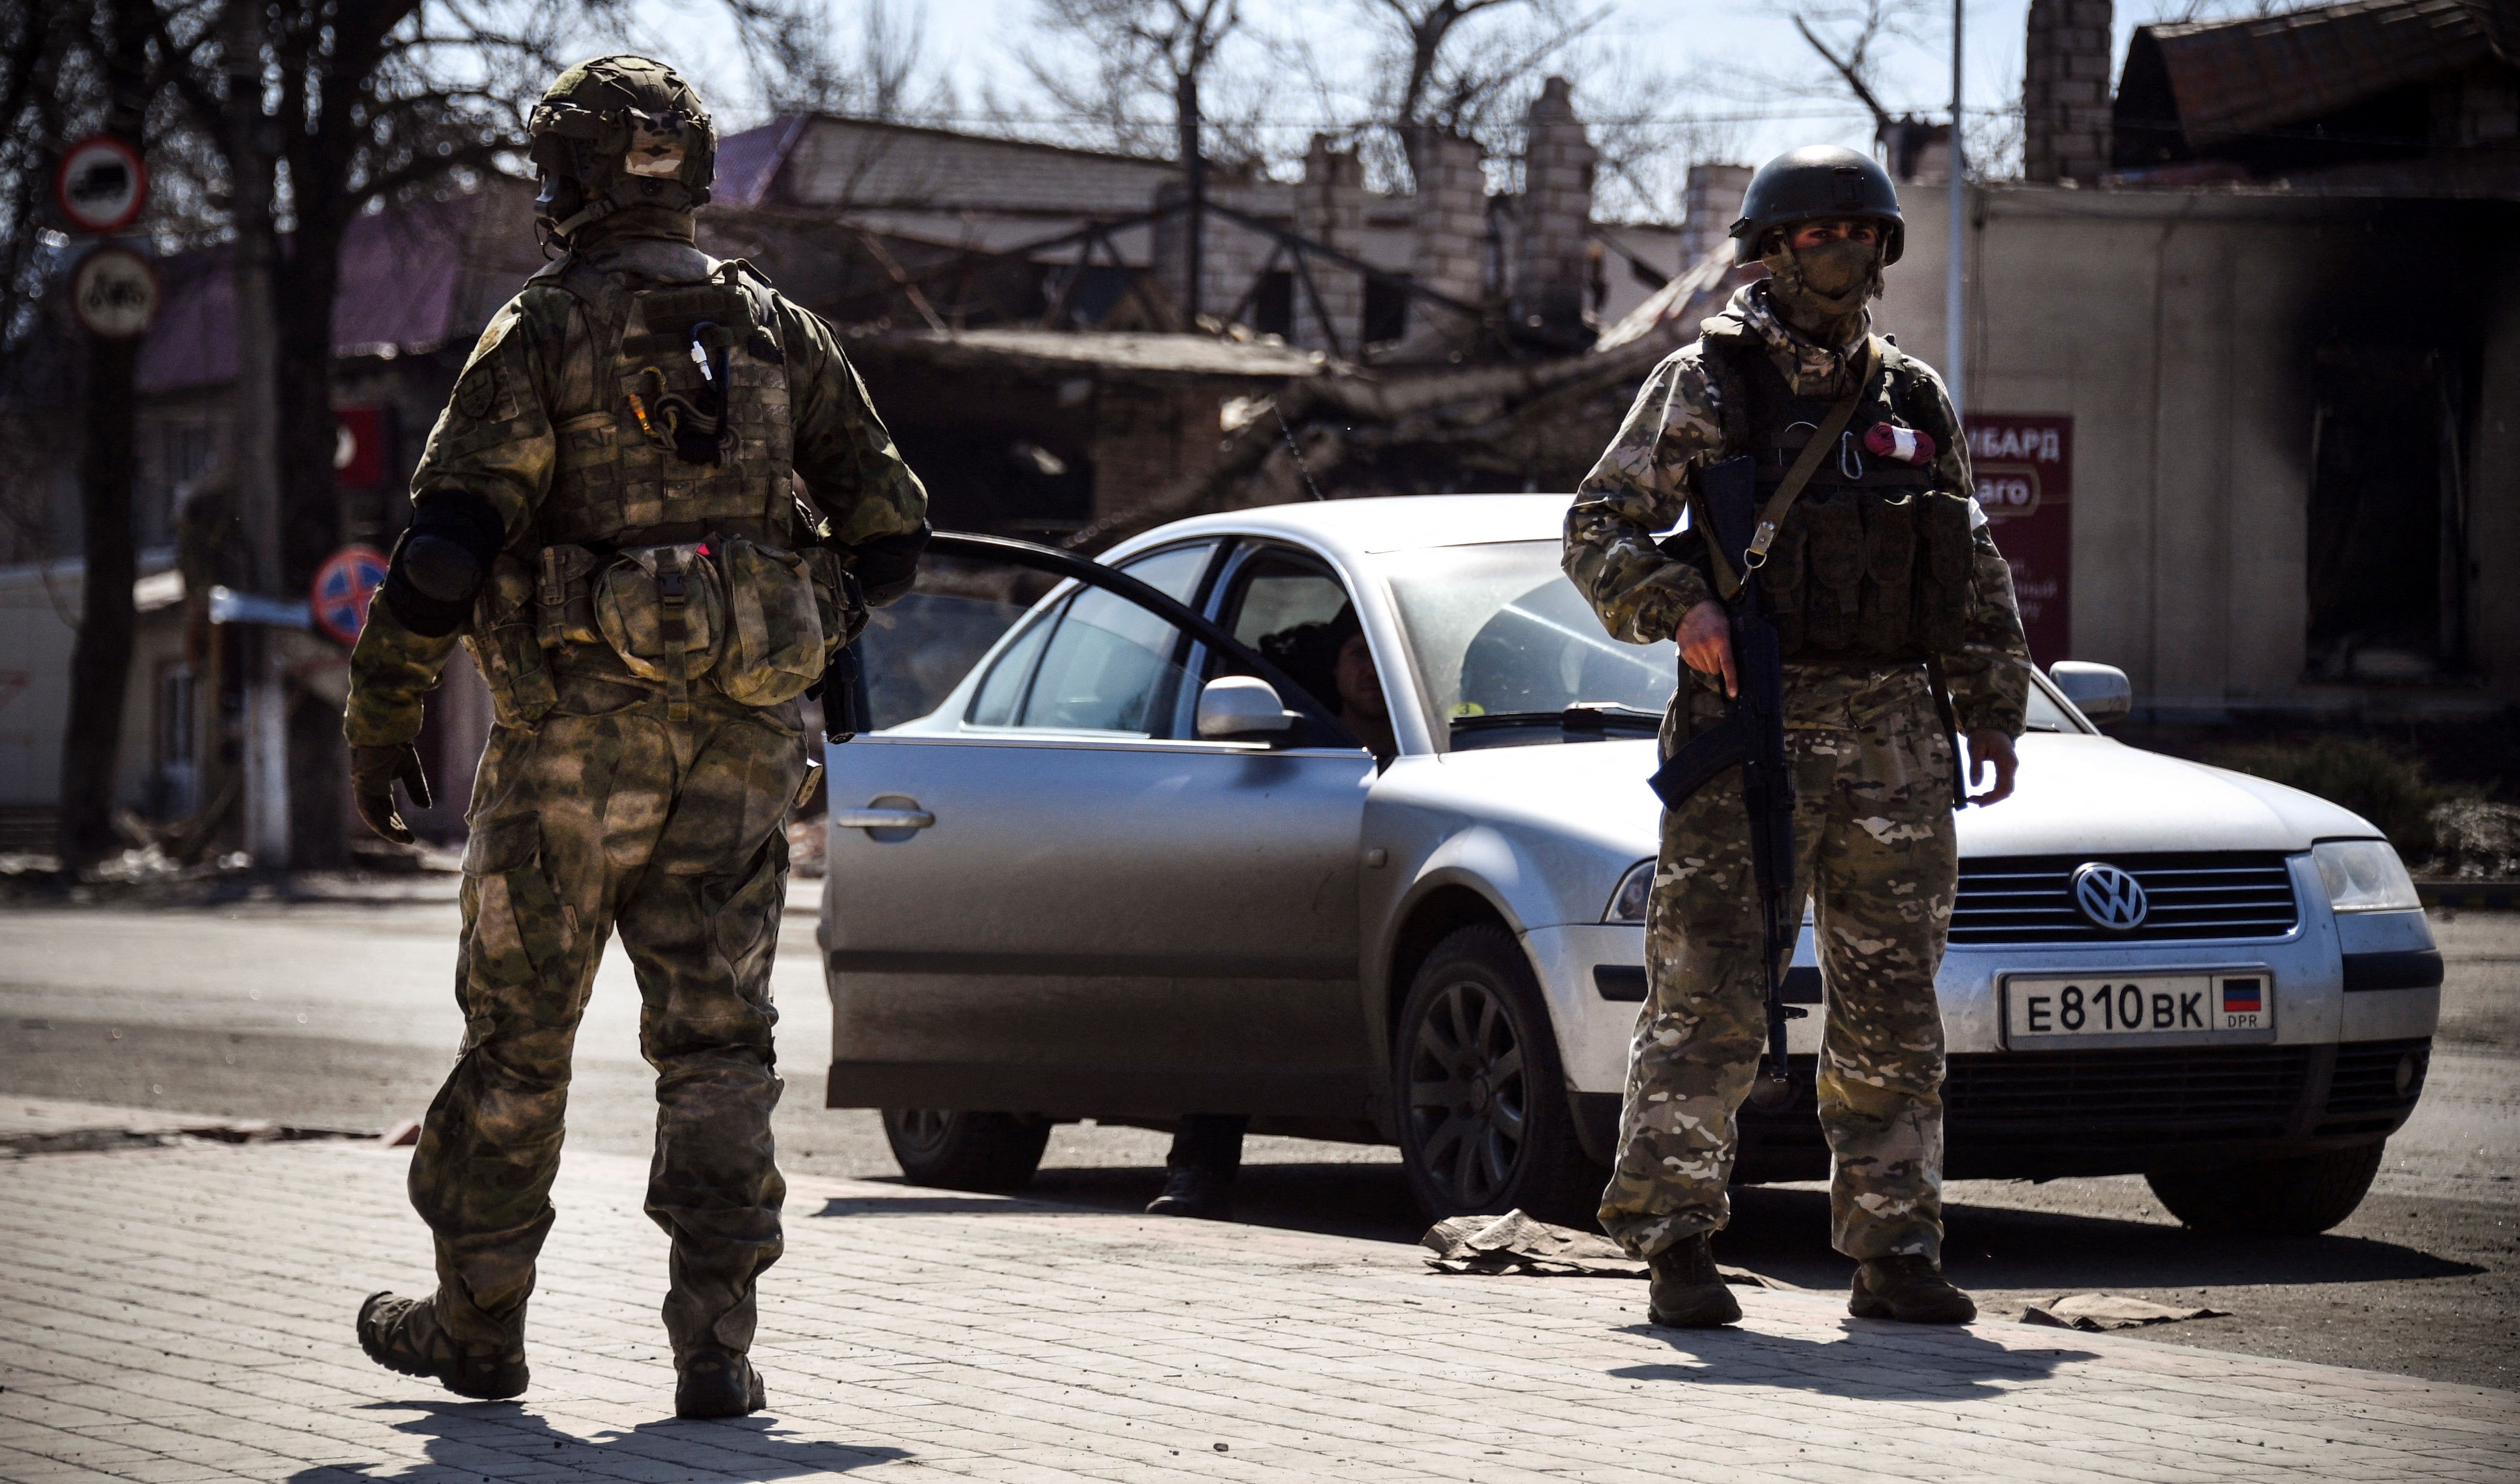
[967, 610, 1056, 727]
[2023, 683, 2076, 733]
[1220, 549, 1355, 715]
[1117, 541, 1217, 605]
[1017, 585, 1198, 735]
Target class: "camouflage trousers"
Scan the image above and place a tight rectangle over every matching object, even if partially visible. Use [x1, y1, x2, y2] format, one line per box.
[1599, 665, 1958, 1263]
[409, 668, 811, 1359]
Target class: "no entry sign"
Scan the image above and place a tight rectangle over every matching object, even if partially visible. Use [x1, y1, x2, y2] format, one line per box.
[311, 544, 391, 646]
[55, 136, 147, 235]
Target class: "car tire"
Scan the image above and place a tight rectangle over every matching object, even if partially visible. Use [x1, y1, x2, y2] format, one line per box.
[1394, 924, 1602, 1228]
[879, 1110, 1051, 1192]
[2144, 1141, 2385, 1236]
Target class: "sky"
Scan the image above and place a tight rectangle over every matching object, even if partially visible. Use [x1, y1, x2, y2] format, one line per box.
[617, 0, 2230, 217]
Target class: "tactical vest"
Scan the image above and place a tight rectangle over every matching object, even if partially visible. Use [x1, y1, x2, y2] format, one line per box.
[464, 254, 858, 727]
[1697, 332, 1973, 662]
[538, 256, 796, 548]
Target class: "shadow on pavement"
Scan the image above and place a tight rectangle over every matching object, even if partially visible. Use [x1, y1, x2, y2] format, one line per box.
[834, 1163, 2486, 1302]
[1719, 1186, 2486, 1294]
[299, 1401, 909, 1483]
[1610, 1321, 2101, 1401]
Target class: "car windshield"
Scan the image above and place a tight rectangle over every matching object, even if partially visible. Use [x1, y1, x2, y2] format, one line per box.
[1377, 538, 2089, 747]
[1376, 540, 1676, 748]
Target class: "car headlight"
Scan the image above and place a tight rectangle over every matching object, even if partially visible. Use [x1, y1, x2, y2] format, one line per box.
[2312, 839, 2420, 913]
[1605, 860, 1655, 924]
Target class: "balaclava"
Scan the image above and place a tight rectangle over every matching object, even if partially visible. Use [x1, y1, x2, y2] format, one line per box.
[1760, 230, 1883, 348]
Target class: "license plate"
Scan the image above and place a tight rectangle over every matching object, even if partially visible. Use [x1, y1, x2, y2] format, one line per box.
[2003, 974, 2273, 1040]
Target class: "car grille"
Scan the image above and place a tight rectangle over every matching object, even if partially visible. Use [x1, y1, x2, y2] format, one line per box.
[1952, 852, 2299, 944]
[2322, 1038, 2430, 1129]
[1945, 1044, 2312, 1139]
[1737, 1040, 2430, 1154]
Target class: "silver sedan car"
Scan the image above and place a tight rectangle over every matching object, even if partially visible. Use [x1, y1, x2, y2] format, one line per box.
[818, 495, 2441, 1233]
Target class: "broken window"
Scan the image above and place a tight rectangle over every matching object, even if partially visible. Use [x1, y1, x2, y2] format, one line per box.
[2305, 344, 2472, 680]
[1363, 275, 1408, 346]
[1252, 270, 1294, 340]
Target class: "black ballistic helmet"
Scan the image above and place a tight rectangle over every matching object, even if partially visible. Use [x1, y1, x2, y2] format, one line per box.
[1728, 146, 1904, 266]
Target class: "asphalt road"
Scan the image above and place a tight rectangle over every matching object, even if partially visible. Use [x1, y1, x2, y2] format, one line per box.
[2, 885, 2513, 1391]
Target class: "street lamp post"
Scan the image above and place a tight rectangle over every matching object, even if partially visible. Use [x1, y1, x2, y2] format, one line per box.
[1947, 0, 1966, 416]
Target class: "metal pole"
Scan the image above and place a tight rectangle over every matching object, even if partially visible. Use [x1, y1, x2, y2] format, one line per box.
[1945, 0, 1967, 414]
[226, 0, 290, 867]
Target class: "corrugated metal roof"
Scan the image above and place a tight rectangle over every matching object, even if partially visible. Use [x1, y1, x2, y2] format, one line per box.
[2142, 0, 2516, 144]
[137, 188, 538, 392]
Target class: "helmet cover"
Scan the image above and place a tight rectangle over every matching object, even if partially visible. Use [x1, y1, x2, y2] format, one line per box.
[528, 55, 718, 243]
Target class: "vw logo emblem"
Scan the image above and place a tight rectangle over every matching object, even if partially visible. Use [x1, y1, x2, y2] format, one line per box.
[2071, 862, 2149, 931]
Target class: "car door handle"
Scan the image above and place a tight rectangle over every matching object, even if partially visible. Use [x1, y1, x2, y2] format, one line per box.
[833, 807, 935, 830]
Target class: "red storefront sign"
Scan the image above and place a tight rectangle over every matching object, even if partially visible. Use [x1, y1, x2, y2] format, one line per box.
[1966, 414, 2072, 666]
[334, 406, 386, 488]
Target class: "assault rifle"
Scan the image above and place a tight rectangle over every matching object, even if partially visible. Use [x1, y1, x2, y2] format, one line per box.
[1646, 453, 1806, 1114]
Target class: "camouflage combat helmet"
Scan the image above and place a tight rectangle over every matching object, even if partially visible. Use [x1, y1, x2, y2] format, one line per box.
[527, 55, 717, 245]
[1727, 146, 1904, 266]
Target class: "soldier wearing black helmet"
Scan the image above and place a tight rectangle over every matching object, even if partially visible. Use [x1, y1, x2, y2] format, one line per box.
[1563, 147, 2033, 1330]
[344, 55, 929, 1418]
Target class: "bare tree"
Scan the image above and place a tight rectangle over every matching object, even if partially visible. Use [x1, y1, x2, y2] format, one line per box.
[736, 0, 945, 123]
[1359, 0, 1602, 187]
[1783, 0, 1937, 141]
[1025, 0, 1249, 318]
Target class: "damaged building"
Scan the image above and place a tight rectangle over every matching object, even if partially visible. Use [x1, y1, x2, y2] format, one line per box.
[1869, 0, 2519, 720]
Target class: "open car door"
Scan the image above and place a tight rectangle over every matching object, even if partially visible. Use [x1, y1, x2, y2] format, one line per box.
[821, 534, 1379, 1125]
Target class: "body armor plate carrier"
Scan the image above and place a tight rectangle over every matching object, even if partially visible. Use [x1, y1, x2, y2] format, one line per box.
[1696, 332, 1973, 661]
[461, 254, 855, 726]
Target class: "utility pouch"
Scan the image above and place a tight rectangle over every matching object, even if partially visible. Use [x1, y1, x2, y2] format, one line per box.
[1858, 491, 1920, 655]
[716, 536, 827, 708]
[1800, 492, 1866, 653]
[468, 554, 558, 728]
[596, 543, 723, 718]
[535, 544, 605, 651]
[1911, 490, 1975, 655]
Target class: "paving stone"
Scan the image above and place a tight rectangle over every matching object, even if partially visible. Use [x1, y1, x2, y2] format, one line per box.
[2, 1141, 2514, 1483]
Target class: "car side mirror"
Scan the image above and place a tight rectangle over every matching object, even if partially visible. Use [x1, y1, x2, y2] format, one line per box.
[2049, 661, 2132, 725]
[1196, 675, 1296, 742]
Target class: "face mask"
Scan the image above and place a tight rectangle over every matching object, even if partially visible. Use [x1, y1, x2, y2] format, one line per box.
[1764, 237, 1880, 328]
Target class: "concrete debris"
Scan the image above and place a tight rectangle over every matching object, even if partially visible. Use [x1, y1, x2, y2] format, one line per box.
[2020, 1293, 2233, 1331]
[1419, 1209, 1798, 1290]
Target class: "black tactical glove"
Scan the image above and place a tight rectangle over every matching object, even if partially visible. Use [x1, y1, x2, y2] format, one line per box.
[851, 521, 930, 609]
[350, 743, 432, 845]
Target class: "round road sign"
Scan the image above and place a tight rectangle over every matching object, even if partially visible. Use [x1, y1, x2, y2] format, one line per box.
[311, 544, 391, 646]
[55, 136, 147, 234]
[70, 247, 159, 338]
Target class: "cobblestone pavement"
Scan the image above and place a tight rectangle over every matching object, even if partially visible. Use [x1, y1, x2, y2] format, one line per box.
[3, 1139, 2514, 1484]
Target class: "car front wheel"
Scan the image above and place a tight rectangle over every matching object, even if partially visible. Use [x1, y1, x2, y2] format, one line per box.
[1394, 924, 1600, 1227]
[879, 1109, 1051, 1192]
[2145, 1142, 2385, 1236]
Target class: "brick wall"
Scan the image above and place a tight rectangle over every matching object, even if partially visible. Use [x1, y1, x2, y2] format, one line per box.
[2024, 0, 2114, 183]
[1512, 77, 1597, 333]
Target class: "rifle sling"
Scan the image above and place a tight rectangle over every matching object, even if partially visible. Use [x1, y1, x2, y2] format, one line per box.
[1699, 336, 1881, 601]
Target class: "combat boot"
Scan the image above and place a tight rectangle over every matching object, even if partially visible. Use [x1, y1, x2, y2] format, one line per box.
[356, 1291, 527, 1400]
[1145, 1164, 1232, 1220]
[675, 1346, 767, 1419]
[1647, 1234, 1742, 1327]
[1848, 1255, 1977, 1324]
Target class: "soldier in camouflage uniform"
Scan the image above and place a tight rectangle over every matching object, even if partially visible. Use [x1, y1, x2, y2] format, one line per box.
[1563, 147, 2032, 1328]
[342, 56, 929, 1417]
